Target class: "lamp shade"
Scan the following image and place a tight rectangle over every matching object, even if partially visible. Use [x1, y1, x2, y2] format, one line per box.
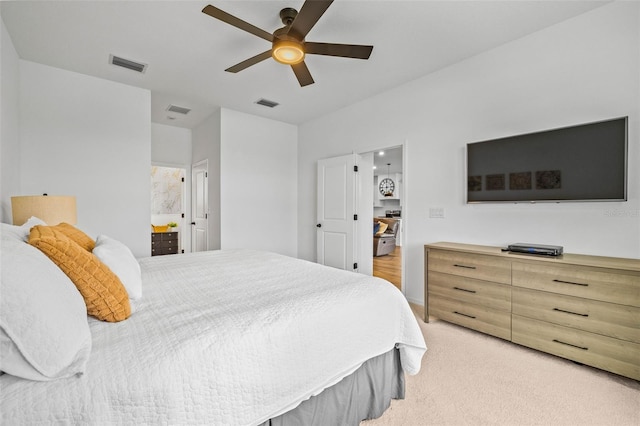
[11, 195, 77, 226]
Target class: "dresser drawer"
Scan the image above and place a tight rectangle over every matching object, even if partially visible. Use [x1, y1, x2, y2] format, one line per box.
[152, 246, 177, 256]
[512, 261, 640, 307]
[157, 240, 177, 248]
[429, 294, 511, 340]
[512, 315, 640, 380]
[151, 240, 178, 249]
[428, 249, 511, 285]
[152, 232, 177, 241]
[429, 271, 511, 312]
[512, 287, 640, 343]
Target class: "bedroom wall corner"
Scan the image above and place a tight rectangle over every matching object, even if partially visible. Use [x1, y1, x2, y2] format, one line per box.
[18, 60, 152, 257]
[220, 108, 298, 257]
[0, 16, 21, 224]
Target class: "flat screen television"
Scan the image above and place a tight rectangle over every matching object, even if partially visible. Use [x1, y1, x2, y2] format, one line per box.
[466, 117, 628, 203]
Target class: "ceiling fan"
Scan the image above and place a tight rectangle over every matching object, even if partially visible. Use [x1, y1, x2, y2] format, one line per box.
[202, 0, 374, 87]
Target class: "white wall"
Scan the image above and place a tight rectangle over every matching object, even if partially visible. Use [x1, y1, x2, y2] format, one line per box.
[221, 108, 298, 257]
[0, 17, 21, 223]
[298, 2, 640, 305]
[18, 60, 151, 257]
[192, 110, 221, 250]
[191, 108, 297, 256]
[151, 123, 192, 165]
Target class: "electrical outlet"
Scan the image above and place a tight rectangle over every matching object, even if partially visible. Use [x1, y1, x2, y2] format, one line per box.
[429, 207, 445, 218]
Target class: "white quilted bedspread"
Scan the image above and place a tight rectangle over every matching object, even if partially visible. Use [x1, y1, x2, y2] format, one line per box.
[1, 249, 426, 425]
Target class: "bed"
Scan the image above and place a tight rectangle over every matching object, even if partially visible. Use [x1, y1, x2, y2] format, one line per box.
[0, 220, 426, 425]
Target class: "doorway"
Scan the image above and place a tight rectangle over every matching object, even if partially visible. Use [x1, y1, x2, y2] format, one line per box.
[151, 165, 187, 253]
[316, 153, 373, 274]
[370, 146, 403, 291]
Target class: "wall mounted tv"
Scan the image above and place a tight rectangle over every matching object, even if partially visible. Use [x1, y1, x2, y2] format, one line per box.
[466, 117, 628, 203]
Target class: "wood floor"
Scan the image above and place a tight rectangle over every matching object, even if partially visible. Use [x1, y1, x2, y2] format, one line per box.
[373, 246, 402, 290]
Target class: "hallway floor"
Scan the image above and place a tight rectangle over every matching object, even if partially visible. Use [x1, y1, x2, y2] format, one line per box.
[373, 246, 401, 290]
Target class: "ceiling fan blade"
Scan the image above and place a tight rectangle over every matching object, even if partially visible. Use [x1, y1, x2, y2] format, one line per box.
[305, 42, 373, 59]
[202, 5, 273, 42]
[291, 62, 315, 87]
[288, 0, 333, 40]
[225, 50, 273, 73]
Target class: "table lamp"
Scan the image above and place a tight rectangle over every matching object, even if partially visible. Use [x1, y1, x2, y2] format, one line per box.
[11, 195, 77, 226]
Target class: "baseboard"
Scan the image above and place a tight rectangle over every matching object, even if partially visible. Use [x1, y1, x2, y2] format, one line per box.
[406, 296, 423, 307]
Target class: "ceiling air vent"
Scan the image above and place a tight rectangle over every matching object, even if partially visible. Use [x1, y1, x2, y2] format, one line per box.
[109, 54, 147, 73]
[256, 98, 279, 108]
[166, 104, 191, 115]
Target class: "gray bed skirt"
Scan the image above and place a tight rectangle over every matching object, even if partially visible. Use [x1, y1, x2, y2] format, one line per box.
[261, 347, 405, 426]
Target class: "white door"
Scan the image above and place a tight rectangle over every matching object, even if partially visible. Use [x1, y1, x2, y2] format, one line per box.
[357, 153, 374, 275]
[191, 160, 208, 252]
[317, 154, 372, 272]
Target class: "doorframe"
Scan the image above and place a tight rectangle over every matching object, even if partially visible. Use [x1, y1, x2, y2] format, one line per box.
[151, 161, 190, 254]
[191, 159, 209, 252]
[360, 140, 407, 295]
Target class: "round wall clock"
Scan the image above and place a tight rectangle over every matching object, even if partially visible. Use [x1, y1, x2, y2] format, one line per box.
[379, 178, 395, 196]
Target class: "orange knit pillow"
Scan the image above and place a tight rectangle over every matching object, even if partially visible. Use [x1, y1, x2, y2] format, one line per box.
[29, 226, 131, 322]
[52, 222, 96, 251]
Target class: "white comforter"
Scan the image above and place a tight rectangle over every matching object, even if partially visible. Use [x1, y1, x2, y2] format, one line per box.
[1, 249, 426, 425]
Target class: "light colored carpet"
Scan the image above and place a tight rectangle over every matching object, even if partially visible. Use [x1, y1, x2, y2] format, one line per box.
[363, 306, 640, 425]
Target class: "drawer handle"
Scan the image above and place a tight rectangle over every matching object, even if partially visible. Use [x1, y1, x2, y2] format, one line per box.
[553, 307, 588, 317]
[552, 279, 588, 287]
[552, 339, 588, 351]
[453, 264, 477, 270]
[453, 286, 477, 294]
[453, 311, 476, 319]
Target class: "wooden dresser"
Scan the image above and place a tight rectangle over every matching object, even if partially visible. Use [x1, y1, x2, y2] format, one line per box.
[424, 242, 640, 380]
[151, 232, 179, 256]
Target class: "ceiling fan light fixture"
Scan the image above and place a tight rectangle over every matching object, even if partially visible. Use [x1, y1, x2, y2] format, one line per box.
[272, 39, 305, 65]
[202, 1, 373, 86]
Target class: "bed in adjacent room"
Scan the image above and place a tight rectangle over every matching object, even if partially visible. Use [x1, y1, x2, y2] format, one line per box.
[0, 219, 426, 425]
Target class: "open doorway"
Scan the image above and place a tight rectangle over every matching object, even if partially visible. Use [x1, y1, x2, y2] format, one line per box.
[371, 146, 403, 291]
[151, 165, 187, 254]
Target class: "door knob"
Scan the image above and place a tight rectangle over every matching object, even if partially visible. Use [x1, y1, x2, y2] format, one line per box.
[316, 223, 322, 228]
[191, 222, 196, 225]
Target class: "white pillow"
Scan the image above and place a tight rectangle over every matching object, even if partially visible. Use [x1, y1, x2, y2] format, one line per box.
[93, 235, 142, 300]
[0, 234, 92, 381]
[0, 216, 46, 242]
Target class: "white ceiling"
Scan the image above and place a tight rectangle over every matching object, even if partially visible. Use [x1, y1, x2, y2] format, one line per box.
[373, 146, 402, 175]
[1, 1, 607, 129]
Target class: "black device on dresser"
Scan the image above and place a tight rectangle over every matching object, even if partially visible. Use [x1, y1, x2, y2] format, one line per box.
[507, 243, 563, 257]
[151, 232, 178, 256]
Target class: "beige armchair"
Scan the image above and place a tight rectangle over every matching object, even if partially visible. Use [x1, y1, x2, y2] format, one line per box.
[373, 218, 399, 257]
